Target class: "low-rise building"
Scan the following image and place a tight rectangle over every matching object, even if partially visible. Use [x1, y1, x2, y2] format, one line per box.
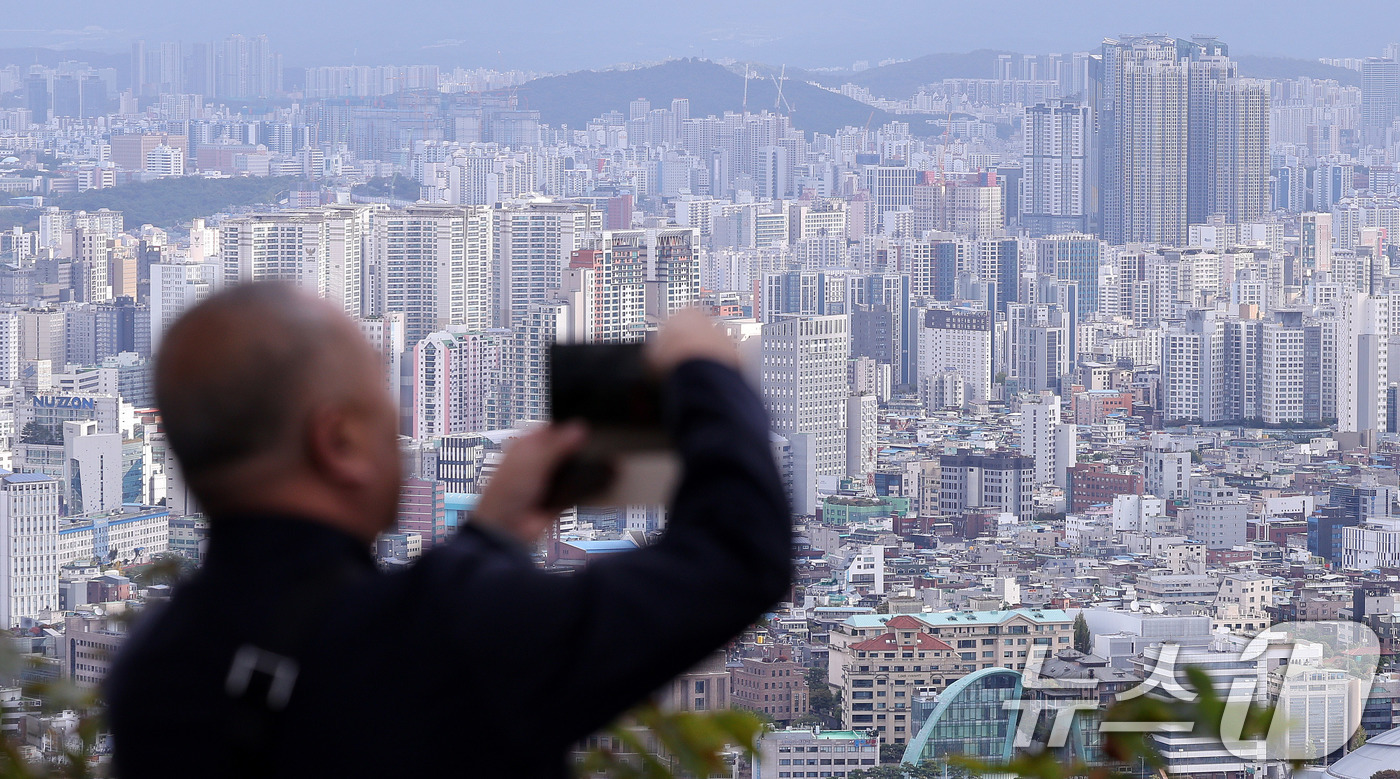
[756, 728, 877, 779]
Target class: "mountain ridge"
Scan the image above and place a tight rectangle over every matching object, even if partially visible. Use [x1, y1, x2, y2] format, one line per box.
[516, 58, 942, 136]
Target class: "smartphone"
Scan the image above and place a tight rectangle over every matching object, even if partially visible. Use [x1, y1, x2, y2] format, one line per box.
[545, 343, 680, 508]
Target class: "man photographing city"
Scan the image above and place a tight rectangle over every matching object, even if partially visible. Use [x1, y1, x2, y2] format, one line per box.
[105, 282, 792, 777]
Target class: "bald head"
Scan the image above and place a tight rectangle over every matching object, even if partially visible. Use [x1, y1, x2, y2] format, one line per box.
[156, 283, 400, 530]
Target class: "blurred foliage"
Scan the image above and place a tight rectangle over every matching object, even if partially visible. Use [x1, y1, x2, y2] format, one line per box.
[127, 554, 193, 589]
[577, 665, 1287, 779]
[0, 634, 106, 777]
[577, 704, 763, 779]
[950, 666, 1283, 779]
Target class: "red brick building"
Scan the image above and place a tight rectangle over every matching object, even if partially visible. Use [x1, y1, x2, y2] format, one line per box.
[730, 655, 809, 725]
[1066, 462, 1143, 513]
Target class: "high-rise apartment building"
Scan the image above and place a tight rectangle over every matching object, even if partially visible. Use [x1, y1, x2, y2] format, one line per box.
[219, 207, 372, 317]
[1036, 234, 1100, 316]
[501, 301, 572, 426]
[412, 328, 508, 439]
[565, 246, 646, 344]
[761, 315, 851, 478]
[371, 204, 493, 343]
[1099, 35, 1190, 246]
[1333, 292, 1389, 435]
[1187, 50, 1270, 225]
[1022, 101, 1090, 235]
[1362, 58, 1400, 146]
[492, 200, 599, 329]
[1098, 36, 1268, 245]
[1162, 309, 1226, 424]
[357, 312, 406, 426]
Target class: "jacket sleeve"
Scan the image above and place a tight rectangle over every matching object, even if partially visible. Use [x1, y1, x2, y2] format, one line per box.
[431, 359, 792, 747]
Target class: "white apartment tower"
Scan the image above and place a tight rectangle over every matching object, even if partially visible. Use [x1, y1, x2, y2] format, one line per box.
[1333, 292, 1389, 435]
[218, 206, 372, 317]
[371, 204, 493, 344]
[1162, 309, 1226, 424]
[1018, 391, 1077, 488]
[357, 312, 406, 424]
[1022, 100, 1090, 235]
[0, 472, 61, 628]
[493, 200, 600, 330]
[761, 315, 851, 478]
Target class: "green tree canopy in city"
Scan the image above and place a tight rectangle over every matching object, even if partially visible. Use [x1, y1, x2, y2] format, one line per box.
[53, 176, 302, 229]
[1073, 612, 1091, 654]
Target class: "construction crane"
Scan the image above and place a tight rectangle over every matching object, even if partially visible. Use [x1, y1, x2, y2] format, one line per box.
[742, 63, 750, 114]
[771, 64, 793, 115]
[936, 104, 955, 229]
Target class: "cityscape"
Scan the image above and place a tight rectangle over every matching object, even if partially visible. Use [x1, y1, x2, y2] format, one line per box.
[4, 6, 1400, 778]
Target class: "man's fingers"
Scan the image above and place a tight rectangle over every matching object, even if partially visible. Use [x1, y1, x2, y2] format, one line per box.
[540, 421, 588, 466]
[511, 422, 588, 471]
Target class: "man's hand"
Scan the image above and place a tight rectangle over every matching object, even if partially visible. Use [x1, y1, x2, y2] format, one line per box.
[472, 423, 587, 547]
[647, 308, 739, 374]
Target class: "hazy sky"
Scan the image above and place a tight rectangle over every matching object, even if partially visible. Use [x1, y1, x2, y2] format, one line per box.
[4, 0, 1398, 70]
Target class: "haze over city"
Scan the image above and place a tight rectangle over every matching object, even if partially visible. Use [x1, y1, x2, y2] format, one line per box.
[5, 1, 1400, 777]
[3, 0, 1398, 69]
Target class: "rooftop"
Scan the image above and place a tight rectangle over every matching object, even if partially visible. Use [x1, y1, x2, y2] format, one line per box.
[843, 608, 1072, 630]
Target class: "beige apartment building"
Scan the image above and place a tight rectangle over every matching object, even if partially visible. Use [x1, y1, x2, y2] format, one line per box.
[826, 609, 1076, 745]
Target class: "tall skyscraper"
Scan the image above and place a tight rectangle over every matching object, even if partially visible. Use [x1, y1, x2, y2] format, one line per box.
[1187, 47, 1270, 225]
[1099, 35, 1190, 246]
[761, 315, 851, 478]
[1361, 58, 1400, 146]
[1097, 36, 1268, 246]
[1022, 100, 1090, 235]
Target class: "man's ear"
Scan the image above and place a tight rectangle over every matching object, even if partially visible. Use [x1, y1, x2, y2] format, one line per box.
[305, 404, 376, 488]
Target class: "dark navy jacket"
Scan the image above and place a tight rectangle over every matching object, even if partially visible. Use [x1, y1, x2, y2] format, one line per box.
[105, 360, 792, 777]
